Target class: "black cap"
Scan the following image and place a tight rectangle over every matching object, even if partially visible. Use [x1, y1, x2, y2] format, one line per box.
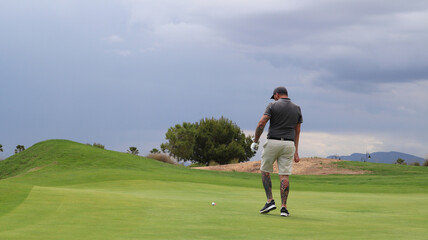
[270, 86, 288, 99]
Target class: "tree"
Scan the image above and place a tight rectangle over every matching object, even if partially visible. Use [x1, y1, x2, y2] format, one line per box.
[150, 148, 160, 154]
[0, 144, 3, 152]
[161, 122, 197, 161]
[395, 158, 406, 165]
[15, 145, 25, 154]
[127, 147, 139, 155]
[161, 117, 255, 165]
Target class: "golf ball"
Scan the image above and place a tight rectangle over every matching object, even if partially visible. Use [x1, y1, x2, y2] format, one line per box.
[212, 202, 216, 206]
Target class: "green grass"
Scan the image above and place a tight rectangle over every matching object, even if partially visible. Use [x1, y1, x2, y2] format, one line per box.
[1, 139, 427, 239]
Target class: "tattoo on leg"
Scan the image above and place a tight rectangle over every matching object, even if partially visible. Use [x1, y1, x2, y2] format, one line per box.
[261, 172, 272, 201]
[280, 177, 290, 207]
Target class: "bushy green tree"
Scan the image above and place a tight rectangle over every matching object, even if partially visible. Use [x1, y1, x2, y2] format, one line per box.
[161, 117, 254, 165]
[161, 122, 197, 162]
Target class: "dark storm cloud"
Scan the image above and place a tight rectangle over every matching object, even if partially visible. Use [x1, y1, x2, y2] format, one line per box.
[205, 0, 428, 91]
[214, 0, 428, 46]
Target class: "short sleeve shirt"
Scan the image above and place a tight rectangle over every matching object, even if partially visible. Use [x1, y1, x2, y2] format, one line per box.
[263, 98, 303, 141]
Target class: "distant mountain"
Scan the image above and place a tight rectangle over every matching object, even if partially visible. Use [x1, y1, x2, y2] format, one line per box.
[327, 151, 424, 164]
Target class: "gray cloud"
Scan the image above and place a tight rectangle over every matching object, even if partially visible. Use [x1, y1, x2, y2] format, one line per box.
[196, 0, 428, 91]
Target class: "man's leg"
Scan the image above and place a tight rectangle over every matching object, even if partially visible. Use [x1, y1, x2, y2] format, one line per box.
[260, 170, 276, 213]
[279, 175, 290, 208]
[261, 171, 273, 202]
[259, 140, 277, 213]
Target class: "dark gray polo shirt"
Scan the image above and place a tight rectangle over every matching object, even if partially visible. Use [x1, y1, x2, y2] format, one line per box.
[264, 98, 303, 141]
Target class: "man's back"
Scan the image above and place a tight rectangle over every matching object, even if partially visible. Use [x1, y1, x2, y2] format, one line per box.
[264, 98, 303, 140]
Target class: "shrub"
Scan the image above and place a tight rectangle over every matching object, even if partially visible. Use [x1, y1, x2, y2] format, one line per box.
[150, 148, 160, 154]
[424, 159, 428, 167]
[395, 158, 406, 165]
[188, 162, 206, 167]
[147, 153, 177, 165]
[92, 143, 105, 149]
[127, 147, 139, 155]
[14, 145, 25, 154]
[230, 158, 240, 164]
[209, 160, 219, 166]
[410, 162, 420, 166]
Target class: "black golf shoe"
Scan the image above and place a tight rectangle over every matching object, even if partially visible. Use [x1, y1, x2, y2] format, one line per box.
[260, 200, 276, 214]
[280, 207, 290, 217]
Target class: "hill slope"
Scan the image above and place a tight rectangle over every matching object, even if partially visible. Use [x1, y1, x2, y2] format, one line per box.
[0, 139, 259, 188]
[1, 140, 427, 240]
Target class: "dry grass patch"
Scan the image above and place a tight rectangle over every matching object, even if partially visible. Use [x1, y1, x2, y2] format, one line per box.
[193, 158, 370, 175]
[146, 153, 177, 165]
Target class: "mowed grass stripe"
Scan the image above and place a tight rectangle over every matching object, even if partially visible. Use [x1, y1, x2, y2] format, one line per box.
[1, 179, 427, 240]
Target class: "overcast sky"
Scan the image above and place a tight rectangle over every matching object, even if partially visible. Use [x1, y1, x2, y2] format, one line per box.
[1, 0, 428, 160]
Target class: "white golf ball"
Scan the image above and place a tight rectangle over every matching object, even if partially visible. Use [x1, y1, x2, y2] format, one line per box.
[212, 202, 216, 206]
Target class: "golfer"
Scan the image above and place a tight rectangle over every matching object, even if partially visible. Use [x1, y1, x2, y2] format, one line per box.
[251, 86, 303, 217]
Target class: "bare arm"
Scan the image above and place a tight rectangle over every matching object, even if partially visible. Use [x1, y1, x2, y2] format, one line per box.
[254, 115, 270, 143]
[294, 123, 301, 162]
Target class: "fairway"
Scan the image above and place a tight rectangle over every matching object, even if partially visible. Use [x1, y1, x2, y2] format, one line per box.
[1, 140, 427, 239]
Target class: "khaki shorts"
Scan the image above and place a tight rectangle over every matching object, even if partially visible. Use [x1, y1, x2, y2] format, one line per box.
[260, 139, 295, 175]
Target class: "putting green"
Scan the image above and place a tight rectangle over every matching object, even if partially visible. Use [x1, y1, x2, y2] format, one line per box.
[0, 179, 427, 240]
[0, 140, 427, 239]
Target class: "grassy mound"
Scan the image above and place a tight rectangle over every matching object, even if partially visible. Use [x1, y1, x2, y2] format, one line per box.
[0, 139, 173, 179]
[0, 140, 427, 239]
